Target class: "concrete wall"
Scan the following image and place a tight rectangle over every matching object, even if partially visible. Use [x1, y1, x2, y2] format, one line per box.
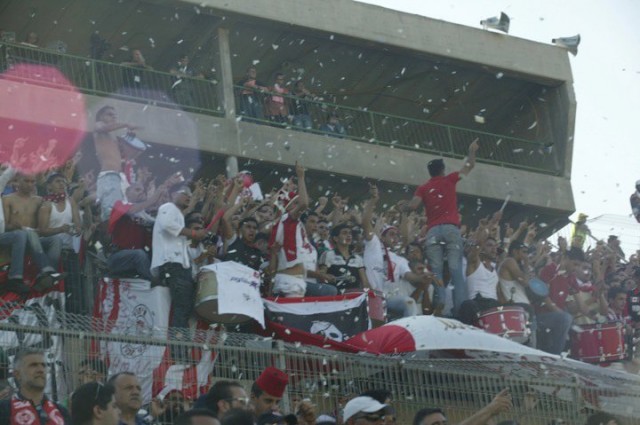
[191, 0, 573, 84]
[85, 95, 574, 213]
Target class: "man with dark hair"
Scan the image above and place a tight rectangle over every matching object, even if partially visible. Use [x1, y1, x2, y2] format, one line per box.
[224, 217, 265, 272]
[195, 380, 249, 420]
[413, 390, 512, 425]
[107, 372, 143, 425]
[404, 140, 479, 316]
[71, 382, 119, 425]
[151, 184, 209, 338]
[250, 367, 289, 418]
[300, 211, 338, 296]
[93, 105, 139, 221]
[221, 408, 254, 425]
[175, 408, 220, 425]
[0, 348, 70, 424]
[319, 223, 369, 293]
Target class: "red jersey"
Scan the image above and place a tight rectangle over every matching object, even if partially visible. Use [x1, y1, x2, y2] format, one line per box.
[414, 172, 461, 230]
[108, 201, 152, 251]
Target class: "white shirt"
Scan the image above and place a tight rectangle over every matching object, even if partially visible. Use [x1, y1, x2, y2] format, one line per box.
[467, 261, 499, 300]
[151, 202, 190, 275]
[48, 199, 74, 248]
[363, 234, 410, 292]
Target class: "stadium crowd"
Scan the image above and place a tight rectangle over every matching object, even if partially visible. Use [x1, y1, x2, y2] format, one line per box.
[1, 348, 625, 425]
[0, 31, 638, 425]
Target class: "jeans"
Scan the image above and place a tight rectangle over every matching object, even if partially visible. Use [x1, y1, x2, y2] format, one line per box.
[0, 230, 27, 279]
[537, 310, 572, 355]
[425, 224, 467, 316]
[160, 263, 195, 332]
[40, 235, 63, 268]
[305, 281, 338, 297]
[24, 229, 55, 274]
[386, 295, 418, 319]
[107, 249, 153, 281]
[97, 171, 124, 222]
[239, 94, 264, 121]
[292, 114, 312, 130]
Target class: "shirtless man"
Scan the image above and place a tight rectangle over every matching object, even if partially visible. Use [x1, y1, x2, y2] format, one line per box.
[94, 105, 139, 221]
[2, 174, 63, 292]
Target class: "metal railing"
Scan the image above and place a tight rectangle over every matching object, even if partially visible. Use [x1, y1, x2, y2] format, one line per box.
[234, 86, 558, 175]
[0, 41, 223, 116]
[1, 311, 639, 424]
[0, 41, 558, 176]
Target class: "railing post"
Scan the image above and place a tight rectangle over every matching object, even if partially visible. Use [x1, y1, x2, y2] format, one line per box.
[90, 59, 97, 91]
[369, 111, 377, 142]
[275, 340, 291, 414]
[447, 126, 454, 154]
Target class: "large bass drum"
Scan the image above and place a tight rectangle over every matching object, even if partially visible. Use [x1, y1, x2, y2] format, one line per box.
[195, 270, 251, 324]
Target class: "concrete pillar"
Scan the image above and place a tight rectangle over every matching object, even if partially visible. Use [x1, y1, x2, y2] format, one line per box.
[226, 155, 238, 178]
[215, 27, 236, 119]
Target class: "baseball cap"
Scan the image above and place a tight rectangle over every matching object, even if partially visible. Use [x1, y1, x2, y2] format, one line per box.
[343, 396, 388, 422]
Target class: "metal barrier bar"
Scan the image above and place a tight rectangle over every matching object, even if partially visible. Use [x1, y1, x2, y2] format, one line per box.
[233, 86, 557, 175]
[0, 41, 223, 116]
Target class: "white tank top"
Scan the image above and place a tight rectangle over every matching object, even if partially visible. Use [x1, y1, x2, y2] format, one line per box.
[467, 261, 498, 299]
[49, 199, 73, 247]
[498, 275, 529, 304]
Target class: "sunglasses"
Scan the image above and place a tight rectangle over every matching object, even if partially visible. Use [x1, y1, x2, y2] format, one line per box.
[225, 397, 250, 406]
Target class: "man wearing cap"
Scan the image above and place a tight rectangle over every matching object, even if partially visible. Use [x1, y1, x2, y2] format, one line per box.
[250, 367, 289, 418]
[631, 180, 640, 223]
[38, 173, 82, 309]
[151, 184, 210, 344]
[403, 140, 479, 316]
[570, 213, 590, 250]
[342, 396, 389, 425]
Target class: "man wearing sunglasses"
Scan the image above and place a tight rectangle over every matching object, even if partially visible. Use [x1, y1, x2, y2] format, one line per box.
[342, 396, 390, 425]
[71, 382, 120, 425]
[0, 348, 70, 424]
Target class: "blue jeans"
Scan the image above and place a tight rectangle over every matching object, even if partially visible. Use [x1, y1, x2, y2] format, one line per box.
[0, 230, 28, 279]
[239, 94, 264, 120]
[160, 263, 195, 333]
[425, 224, 467, 316]
[40, 235, 63, 268]
[24, 229, 55, 274]
[537, 310, 572, 354]
[97, 171, 124, 222]
[305, 281, 338, 297]
[293, 114, 312, 130]
[107, 249, 153, 281]
[386, 295, 418, 319]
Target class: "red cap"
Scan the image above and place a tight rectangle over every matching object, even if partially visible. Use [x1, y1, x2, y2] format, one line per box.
[255, 367, 289, 398]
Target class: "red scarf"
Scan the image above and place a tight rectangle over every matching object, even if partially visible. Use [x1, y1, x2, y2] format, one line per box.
[10, 393, 65, 425]
[269, 215, 307, 262]
[43, 193, 66, 204]
[383, 245, 395, 282]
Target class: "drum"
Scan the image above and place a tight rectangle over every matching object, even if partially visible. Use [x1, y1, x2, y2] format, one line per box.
[526, 278, 549, 304]
[367, 290, 387, 327]
[570, 322, 625, 363]
[195, 271, 250, 324]
[476, 306, 529, 343]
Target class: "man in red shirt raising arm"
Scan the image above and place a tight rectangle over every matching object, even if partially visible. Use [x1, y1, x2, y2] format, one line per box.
[404, 140, 479, 316]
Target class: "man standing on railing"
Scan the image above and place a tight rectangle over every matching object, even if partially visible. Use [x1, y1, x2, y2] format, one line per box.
[93, 106, 140, 222]
[403, 140, 479, 316]
[0, 348, 70, 424]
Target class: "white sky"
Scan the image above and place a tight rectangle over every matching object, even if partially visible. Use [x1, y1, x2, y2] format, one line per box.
[360, 0, 640, 228]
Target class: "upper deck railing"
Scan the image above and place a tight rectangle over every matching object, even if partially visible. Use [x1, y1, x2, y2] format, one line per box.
[0, 41, 558, 175]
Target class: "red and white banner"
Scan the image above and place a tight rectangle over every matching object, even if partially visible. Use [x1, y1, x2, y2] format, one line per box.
[93, 278, 216, 403]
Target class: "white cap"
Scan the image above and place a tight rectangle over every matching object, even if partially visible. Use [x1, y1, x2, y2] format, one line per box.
[343, 397, 388, 422]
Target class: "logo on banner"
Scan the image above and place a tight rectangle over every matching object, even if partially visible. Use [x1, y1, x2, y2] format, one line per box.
[15, 409, 37, 425]
[310, 321, 343, 341]
[121, 304, 154, 358]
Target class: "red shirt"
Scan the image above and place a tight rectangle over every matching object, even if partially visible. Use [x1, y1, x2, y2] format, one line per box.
[540, 263, 577, 310]
[414, 172, 461, 230]
[108, 201, 152, 251]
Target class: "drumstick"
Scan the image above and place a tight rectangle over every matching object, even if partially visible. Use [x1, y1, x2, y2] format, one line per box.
[499, 191, 513, 212]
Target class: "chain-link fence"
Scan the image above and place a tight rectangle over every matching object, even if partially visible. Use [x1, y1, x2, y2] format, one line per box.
[1, 310, 639, 425]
